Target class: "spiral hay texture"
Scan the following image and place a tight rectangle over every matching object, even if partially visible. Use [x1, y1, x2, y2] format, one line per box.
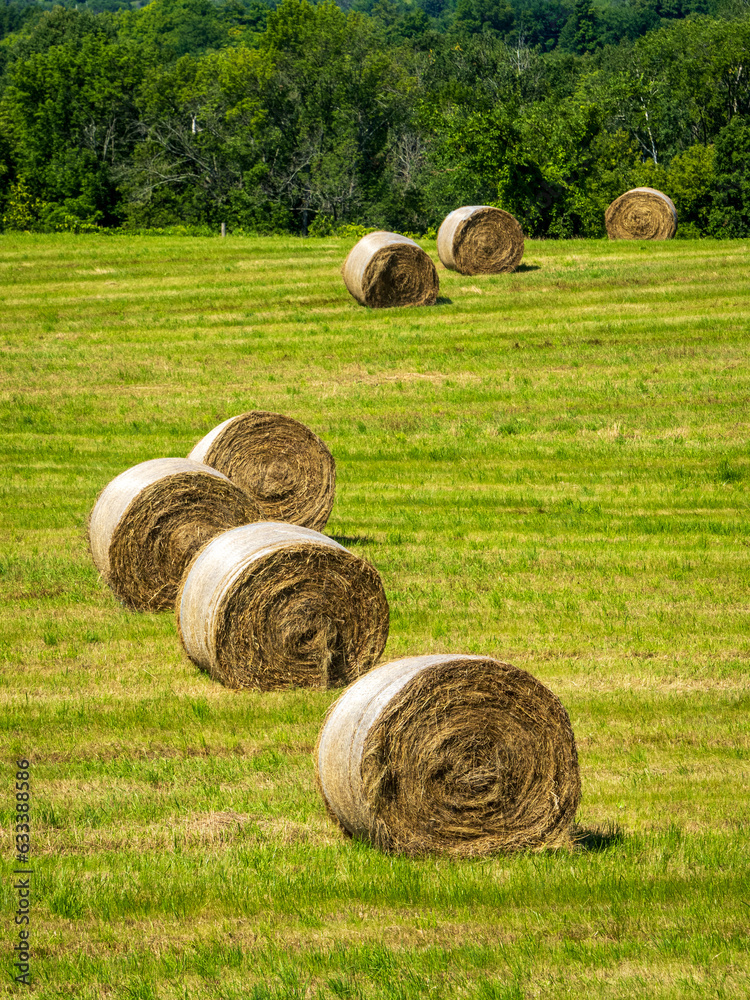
[88, 458, 261, 612]
[316, 654, 581, 857]
[189, 411, 335, 531]
[437, 206, 524, 274]
[342, 232, 439, 308]
[177, 522, 389, 691]
[605, 187, 677, 240]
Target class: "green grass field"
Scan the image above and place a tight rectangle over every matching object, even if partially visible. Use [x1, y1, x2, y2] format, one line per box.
[0, 233, 748, 999]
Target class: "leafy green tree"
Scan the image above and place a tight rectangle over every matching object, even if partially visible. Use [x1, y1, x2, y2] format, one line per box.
[1, 33, 144, 224]
[424, 101, 546, 231]
[666, 143, 714, 235]
[420, 0, 448, 18]
[0, 6, 116, 103]
[0, 1, 36, 44]
[124, 46, 274, 227]
[392, 7, 431, 40]
[559, 0, 601, 54]
[222, 0, 274, 34]
[708, 116, 750, 236]
[635, 15, 750, 145]
[119, 0, 229, 60]
[4, 4, 112, 60]
[1, 176, 48, 229]
[596, 0, 709, 46]
[509, 0, 569, 51]
[259, 0, 409, 230]
[453, 0, 515, 36]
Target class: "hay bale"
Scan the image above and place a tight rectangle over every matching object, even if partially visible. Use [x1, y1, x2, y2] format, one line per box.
[177, 522, 389, 690]
[342, 232, 439, 308]
[189, 411, 335, 531]
[605, 187, 677, 240]
[88, 458, 261, 612]
[315, 653, 581, 857]
[437, 206, 524, 274]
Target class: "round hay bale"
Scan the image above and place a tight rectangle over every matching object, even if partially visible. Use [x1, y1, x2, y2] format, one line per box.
[605, 187, 677, 240]
[188, 411, 335, 531]
[315, 653, 581, 857]
[437, 206, 524, 274]
[177, 522, 389, 690]
[88, 458, 261, 612]
[342, 232, 438, 308]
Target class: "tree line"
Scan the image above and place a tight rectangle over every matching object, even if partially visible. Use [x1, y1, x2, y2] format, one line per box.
[0, 0, 748, 236]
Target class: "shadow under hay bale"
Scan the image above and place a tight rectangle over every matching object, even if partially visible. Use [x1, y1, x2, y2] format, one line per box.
[189, 411, 335, 532]
[88, 458, 261, 612]
[605, 187, 677, 240]
[177, 522, 389, 691]
[342, 232, 438, 308]
[437, 206, 524, 274]
[315, 653, 581, 857]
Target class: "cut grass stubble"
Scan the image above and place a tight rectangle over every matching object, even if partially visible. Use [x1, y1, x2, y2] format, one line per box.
[0, 234, 748, 999]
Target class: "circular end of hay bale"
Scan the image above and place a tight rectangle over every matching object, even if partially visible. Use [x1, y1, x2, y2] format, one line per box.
[177, 522, 389, 690]
[189, 411, 336, 531]
[316, 654, 581, 856]
[437, 206, 524, 274]
[342, 232, 439, 308]
[88, 458, 261, 611]
[605, 187, 677, 240]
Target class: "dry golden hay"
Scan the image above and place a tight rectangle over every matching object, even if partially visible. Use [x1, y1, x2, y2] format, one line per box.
[342, 232, 439, 308]
[88, 458, 261, 612]
[189, 411, 336, 532]
[177, 522, 389, 691]
[437, 206, 524, 274]
[315, 653, 581, 857]
[605, 187, 677, 240]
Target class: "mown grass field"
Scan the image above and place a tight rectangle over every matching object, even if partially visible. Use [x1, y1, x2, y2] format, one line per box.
[0, 233, 748, 999]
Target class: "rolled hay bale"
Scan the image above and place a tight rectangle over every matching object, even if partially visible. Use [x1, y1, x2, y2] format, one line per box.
[605, 187, 677, 240]
[88, 458, 262, 612]
[177, 522, 389, 691]
[342, 232, 439, 308]
[188, 411, 335, 532]
[315, 654, 581, 857]
[437, 206, 524, 274]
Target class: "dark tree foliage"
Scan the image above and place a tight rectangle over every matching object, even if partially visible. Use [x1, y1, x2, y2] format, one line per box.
[559, 0, 602, 53]
[0, 1, 37, 43]
[0, 0, 747, 235]
[6, 4, 113, 58]
[597, 0, 709, 45]
[510, 0, 569, 50]
[709, 116, 750, 236]
[453, 0, 515, 36]
[119, 0, 231, 57]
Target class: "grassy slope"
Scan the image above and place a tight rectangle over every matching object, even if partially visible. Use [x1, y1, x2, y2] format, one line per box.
[0, 233, 748, 999]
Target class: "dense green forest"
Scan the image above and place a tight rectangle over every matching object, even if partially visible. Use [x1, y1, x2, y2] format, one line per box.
[0, 0, 748, 235]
